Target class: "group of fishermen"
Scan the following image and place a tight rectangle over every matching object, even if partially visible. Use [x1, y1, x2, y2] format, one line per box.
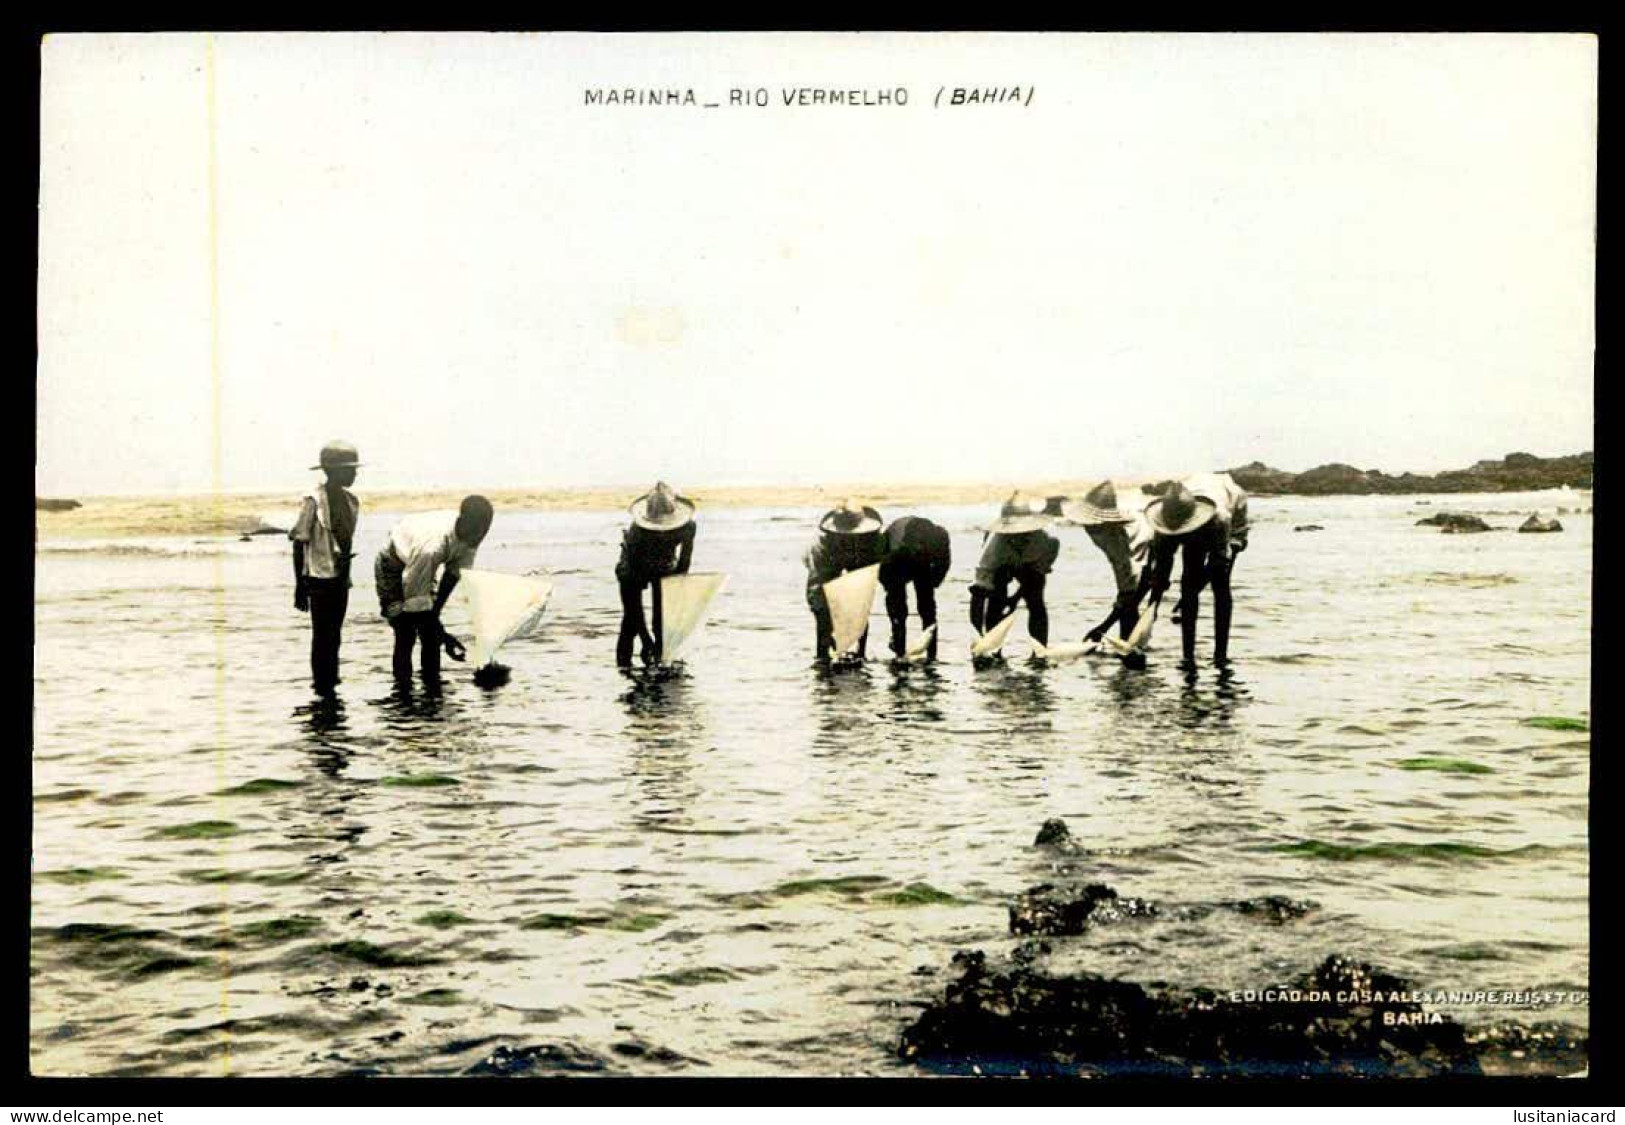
[289, 440, 1249, 692]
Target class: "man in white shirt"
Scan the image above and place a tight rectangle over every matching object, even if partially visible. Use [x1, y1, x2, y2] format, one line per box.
[1142, 472, 1250, 668]
[374, 496, 494, 681]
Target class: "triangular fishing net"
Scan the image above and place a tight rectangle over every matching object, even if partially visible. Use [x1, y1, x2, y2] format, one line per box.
[453, 569, 554, 668]
[658, 572, 727, 662]
[823, 563, 880, 656]
[971, 608, 1021, 656]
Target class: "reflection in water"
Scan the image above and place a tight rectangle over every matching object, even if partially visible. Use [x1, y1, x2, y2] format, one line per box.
[1176, 665, 1251, 731]
[294, 692, 352, 777]
[809, 662, 877, 755]
[881, 662, 948, 728]
[972, 662, 1057, 730]
[620, 670, 709, 833]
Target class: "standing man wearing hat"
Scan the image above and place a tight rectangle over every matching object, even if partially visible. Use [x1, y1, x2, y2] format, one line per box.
[374, 495, 494, 681]
[1142, 473, 1250, 667]
[805, 500, 885, 662]
[969, 493, 1060, 651]
[616, 481, 697, 669]
[290, 440, 361, 692]
[879, 515, 951, 662]
[1063, 480, 1155, 650]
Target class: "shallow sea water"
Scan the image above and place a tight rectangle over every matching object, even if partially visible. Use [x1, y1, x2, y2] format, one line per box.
[32, 492, 1591, 1076]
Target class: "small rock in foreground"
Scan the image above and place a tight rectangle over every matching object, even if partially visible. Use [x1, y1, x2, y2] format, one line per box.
[1517, 514, 1564, 534]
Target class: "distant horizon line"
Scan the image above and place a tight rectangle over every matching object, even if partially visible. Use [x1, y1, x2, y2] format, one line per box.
[35, 448, 1594, 503]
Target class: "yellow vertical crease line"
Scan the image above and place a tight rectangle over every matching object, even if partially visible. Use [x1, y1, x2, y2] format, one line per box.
[205, 32, 232, 1077]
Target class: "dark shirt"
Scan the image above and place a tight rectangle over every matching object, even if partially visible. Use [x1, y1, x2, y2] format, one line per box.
[616, 522, 696, 584]
[1144, 520, 1227, 599]
[879, 516, 951, 588]
[804, 531, 883, 610]
[971, 530, 1060, 592]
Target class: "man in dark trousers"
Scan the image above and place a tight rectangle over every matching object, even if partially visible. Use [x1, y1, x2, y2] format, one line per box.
[615, 481, 697, 668]
[969, 493, 1060, 653]
[291, 440, 361, 693]
[1141, 475, 1249, 668]
[375, 496, 494, 681]
[879, 514, 951, 661]
[1063, 479, 1154, 649]
[804, 499, 885, 662]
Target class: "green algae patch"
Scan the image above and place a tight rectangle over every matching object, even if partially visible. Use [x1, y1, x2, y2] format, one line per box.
[874, 882, 967, 907]
[35, 788, 95, 804]
[131, 955, 203, 977]
[1422, 572, 1518, 588]
[321, 940, 441, 968]
[152, 820, 241, 840]
[1271, 840, 1544, 862]
[405, 988, 463, 1006]
[1434, 944, 1509, 962]
[1522, 716, 1588, 732]
[36, 867, 123, 885]
[240, 916, 321, 942]
[416, 910, 476, 930]
[1395, 758, 1494, 775]
[648, 966, 739, 986]
[519, 909, 668, 934]
[379, 774, 461, 788]
[772, 875, 891, 899]
[183, 867, 310, 886]
[215, 778, 304, 796]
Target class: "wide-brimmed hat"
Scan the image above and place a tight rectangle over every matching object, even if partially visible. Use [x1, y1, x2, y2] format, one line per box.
[1062, 480, 1133, 527]
[1146, 482, 1216, 536]
[310, 440, 361, 471]
[630, 481, 696, 531]
[988, 492, 1050, 535]
[819, 498, 883, 535]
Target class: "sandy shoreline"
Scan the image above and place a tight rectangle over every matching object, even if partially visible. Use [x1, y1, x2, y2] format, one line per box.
[33, 481, 1109, 540]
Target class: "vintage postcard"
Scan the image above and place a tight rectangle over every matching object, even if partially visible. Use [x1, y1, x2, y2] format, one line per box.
[33, 32, 1595, 1083]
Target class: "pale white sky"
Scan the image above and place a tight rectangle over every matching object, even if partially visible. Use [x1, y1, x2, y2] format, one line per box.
[37, 33, 1596, 496]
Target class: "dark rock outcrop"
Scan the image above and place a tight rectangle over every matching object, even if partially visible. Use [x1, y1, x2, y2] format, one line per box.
[899, 949, 1498, 1077]
[1293, 524, 1325, 532]
[1033, 818, 1076, 849]
[464, 1042, 613, 1076]
[36, 498, 82, 512]
[1518, 514, 1564, 533]
[1010, 883, 1157, 936]
[1415, 512, 1491, 533]
[1228, 451, 1592, 497]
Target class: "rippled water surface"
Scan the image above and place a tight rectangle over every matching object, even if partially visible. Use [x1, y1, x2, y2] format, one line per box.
[32, 493, 1591, 1075]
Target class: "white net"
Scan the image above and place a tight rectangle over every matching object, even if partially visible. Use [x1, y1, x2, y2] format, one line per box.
[823, 563, 880, 656]
[970, 608, 1021, 656]
[453, 569, 554, 668]
[658, 572, 727, 663]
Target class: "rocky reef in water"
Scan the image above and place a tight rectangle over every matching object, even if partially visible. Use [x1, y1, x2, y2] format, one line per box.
[1225, 451, 1592, 496]
[35, 497, 82, 512]
[896, 820, 1588, 1078]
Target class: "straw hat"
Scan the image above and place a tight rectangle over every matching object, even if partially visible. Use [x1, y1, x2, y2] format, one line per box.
[1146, 482, 1217, 536]
[1062, 480, 1133, 527]
[988, 492, 1050, 535]
[310, 440, 361, 471]
[630, 481, 696, 531]
[819, 498, 883, 535]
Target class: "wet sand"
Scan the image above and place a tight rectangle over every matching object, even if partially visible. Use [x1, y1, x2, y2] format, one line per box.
[34, 481, 1122, 540]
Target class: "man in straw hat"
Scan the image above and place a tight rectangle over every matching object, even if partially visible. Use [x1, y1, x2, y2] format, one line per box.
[290, 440, 362, 692]
[969, 492, 1060, 655]
[1141, 472, 1250, 667]
[1062, 479, 1155, 658]
[879, 514, 951, 662]
[374, 495, 495, 681]
[616, 481, 697, 668]
[805, 499, 884, 662]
